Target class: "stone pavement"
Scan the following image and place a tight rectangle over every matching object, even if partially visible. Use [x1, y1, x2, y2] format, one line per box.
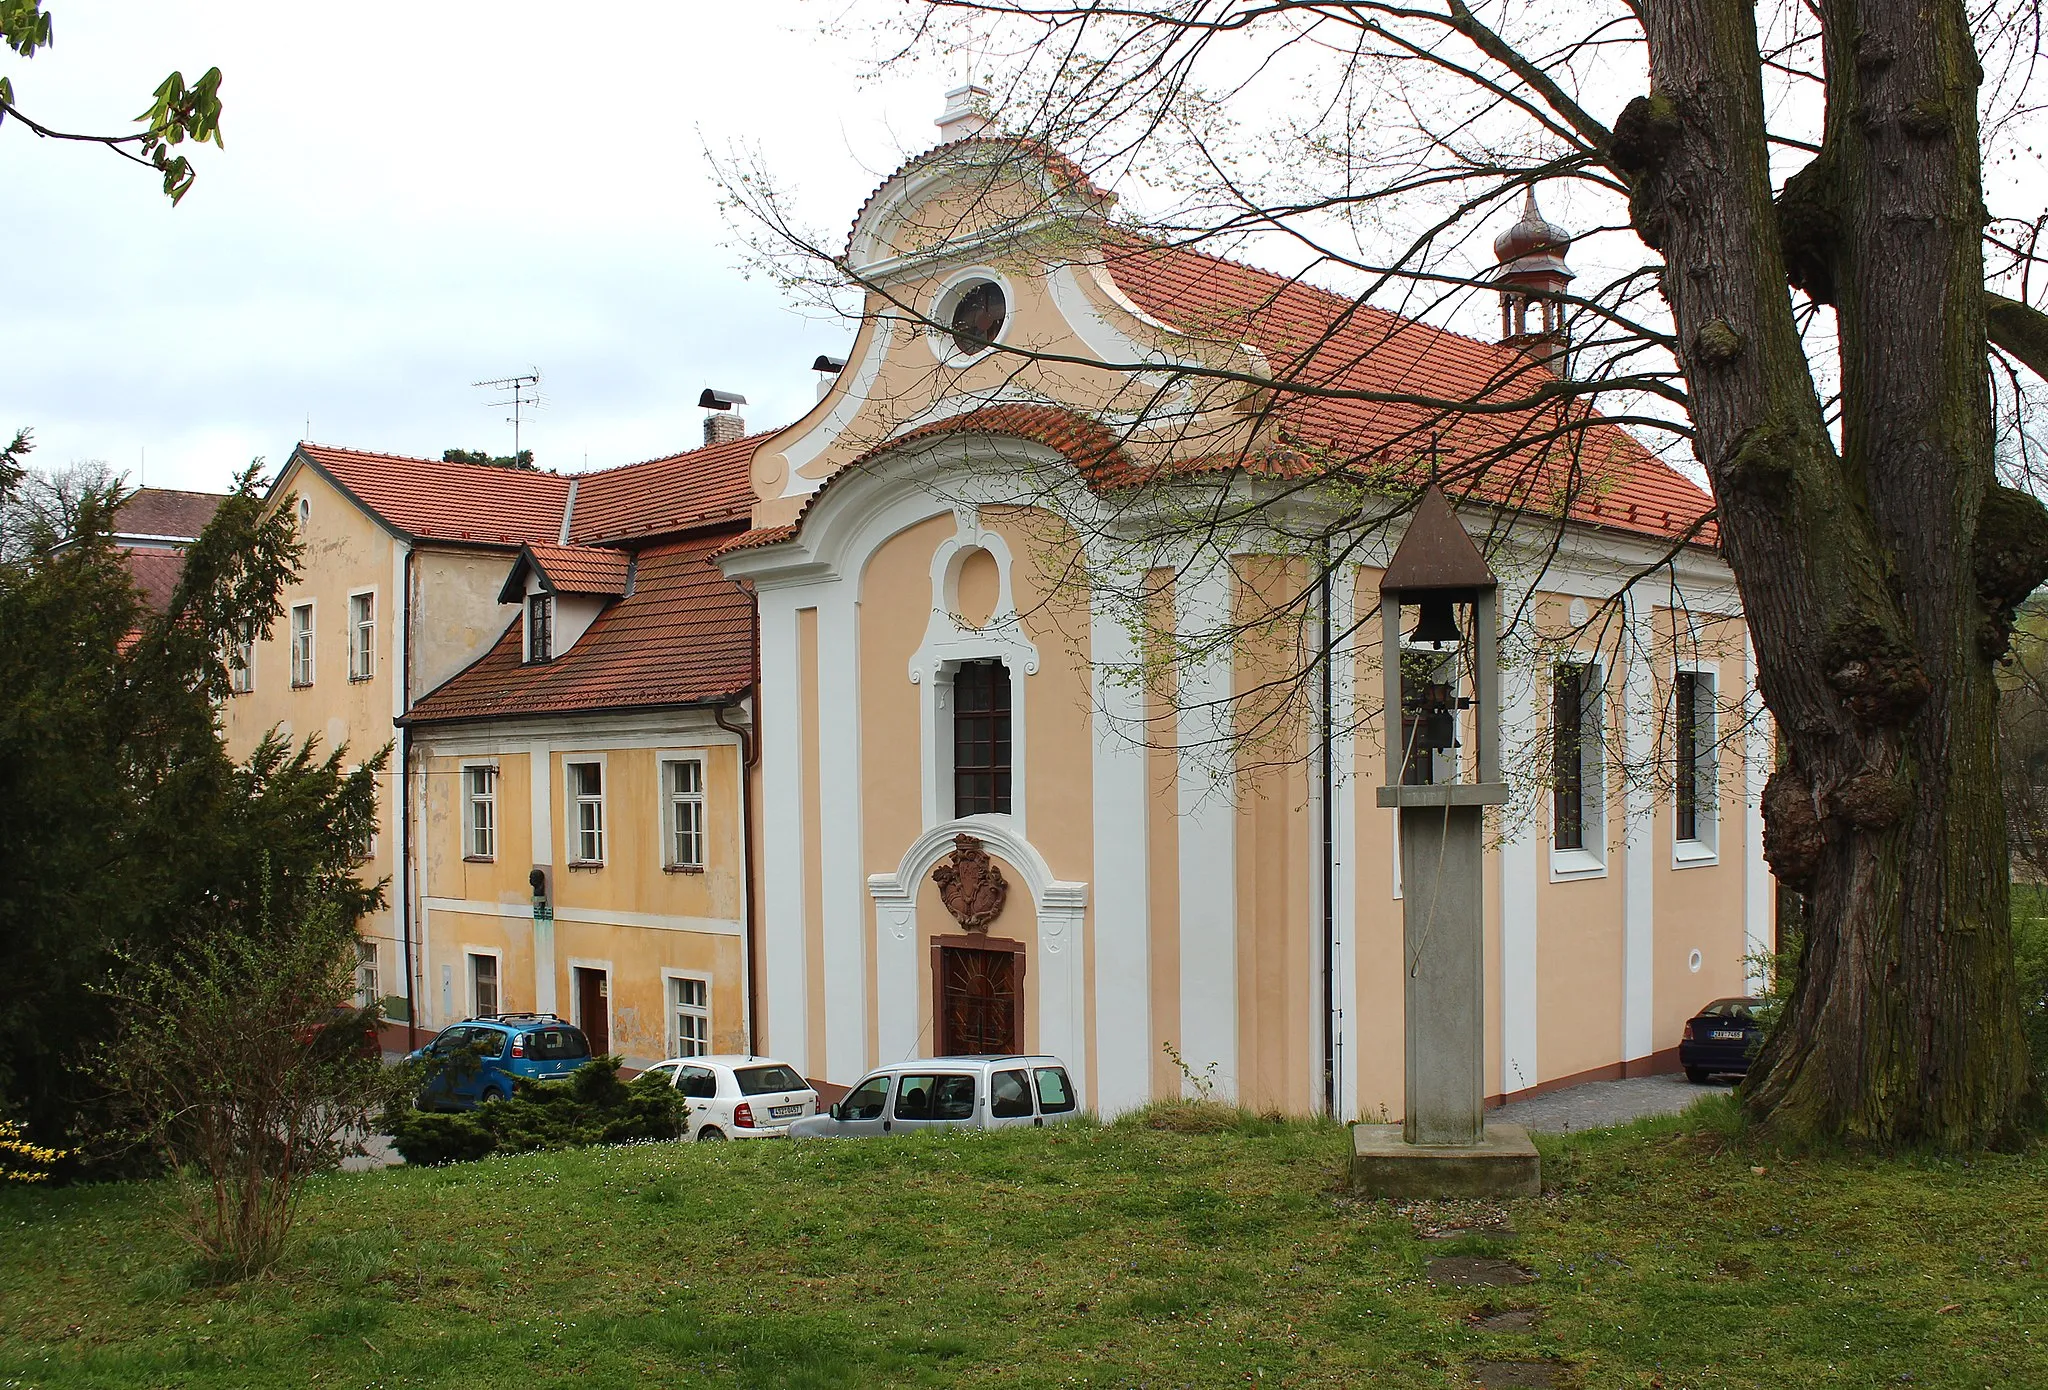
[1491, 1072, 1734, 1134]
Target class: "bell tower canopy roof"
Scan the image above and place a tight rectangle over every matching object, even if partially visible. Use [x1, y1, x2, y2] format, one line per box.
[1492, 187, 1574, 286]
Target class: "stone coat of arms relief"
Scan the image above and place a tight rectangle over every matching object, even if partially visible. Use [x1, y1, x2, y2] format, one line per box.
[932, 833, 1008, 930]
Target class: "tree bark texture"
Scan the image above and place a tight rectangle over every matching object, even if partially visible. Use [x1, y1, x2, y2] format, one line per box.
[1623, 0, 2043, 1144]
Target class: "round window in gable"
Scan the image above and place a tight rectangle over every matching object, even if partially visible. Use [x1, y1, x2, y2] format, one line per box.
[947, 279, 1007, 357]
[298, 497, 311, 528]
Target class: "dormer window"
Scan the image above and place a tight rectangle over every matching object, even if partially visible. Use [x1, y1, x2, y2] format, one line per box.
[527, 594, 553, 663]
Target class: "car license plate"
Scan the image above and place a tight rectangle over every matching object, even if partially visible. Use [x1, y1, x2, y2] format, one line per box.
[770, 1104, 803, 1118]
[1711, 1030, 1744, 1040]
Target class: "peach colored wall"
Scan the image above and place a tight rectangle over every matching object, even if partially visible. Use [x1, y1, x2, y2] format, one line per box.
[1350, 568, 1406, 1119]
[433, 909, 536, 1019]
[1650, 608, 1752, 1041]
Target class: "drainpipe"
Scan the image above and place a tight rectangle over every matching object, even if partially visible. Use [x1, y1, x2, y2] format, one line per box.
[714, 585, 763, 1056]
[400, 547, 419, 1050]
[1319, 543, 1338, 1118]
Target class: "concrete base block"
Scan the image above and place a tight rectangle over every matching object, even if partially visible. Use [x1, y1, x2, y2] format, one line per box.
[1349, 1122, 1541, 1199]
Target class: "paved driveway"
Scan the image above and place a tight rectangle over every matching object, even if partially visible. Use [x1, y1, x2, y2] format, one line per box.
[1492, 1073, 1734, 1134]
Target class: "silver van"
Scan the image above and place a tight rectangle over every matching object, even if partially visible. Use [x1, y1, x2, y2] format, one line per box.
[786, 1055, 1080, 1138]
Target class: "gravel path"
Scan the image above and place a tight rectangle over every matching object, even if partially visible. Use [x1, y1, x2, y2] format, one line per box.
[1493, 1073, 1734, 1134]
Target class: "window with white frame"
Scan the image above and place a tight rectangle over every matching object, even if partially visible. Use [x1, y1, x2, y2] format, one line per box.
[348, 592, 375, 681]
[527, 593, 553, 663]
[1552, 660, 1605, 858]
[669, 976, 710, 1057]
[664, 758, 706, 870]
[290, 603, 314, 686]
[228, 625, 255, 694]
[568, 761, 605, 864]
[1675, 669, 1719, 855]
[464, 765, 497, 860]
[356, 940, 379, 1010]
[468, 952, 499, 1018]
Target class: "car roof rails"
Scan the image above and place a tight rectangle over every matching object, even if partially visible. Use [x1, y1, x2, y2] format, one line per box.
[479, 1011, 564, 1024]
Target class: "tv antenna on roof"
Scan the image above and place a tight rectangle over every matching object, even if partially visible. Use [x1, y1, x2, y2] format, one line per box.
[473, 370, 543, 465]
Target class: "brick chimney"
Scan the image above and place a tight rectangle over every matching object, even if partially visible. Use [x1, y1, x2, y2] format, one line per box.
[704, 412, 746, 447]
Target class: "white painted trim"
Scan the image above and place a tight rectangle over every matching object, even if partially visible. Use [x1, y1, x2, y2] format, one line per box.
[566, 956, 615, 1050]
[1620, 592, 1656, 1064]
[652, 750, 708, 871]
[420, 719, 742, 757]
[562, 752, 609, 867]
[461, 944, 505, 1019]
[866, 817, 1089, 1096]
[659, 967, 715, 1058]
[346, 583, 379, 682]
[1546, 654, 1609, 882]
[756, 592, 809, 1067]
[459, 759, 499, 862]
[1089, 571, 1149, 1114]
[1175, 563, 1238, 1102]
[424, 896, 745, 937]
[911, 516, 1039, 834]
[924, 267, 1019, 367]
[1670, 658, 1722, 868]
[1742, 631, 1773, 992]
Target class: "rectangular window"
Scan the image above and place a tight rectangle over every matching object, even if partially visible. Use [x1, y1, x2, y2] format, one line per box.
[1675, 670, 1719, 851]
[1552, 661, 1602, 853]
[952, 660, 1012, 816]
[669, 976, 710, 1058]
[465, 765, 497, 860]
[665, 758, 706, 869]
[348, 592, 375, 680]
[468, 952, 499, 1018]
[356, 940, 379, 1010]
[569, 761, 604, 864]
[290, 603, 314, 686]
[228, 626, 255, 694]
[528, 594, 553, 663]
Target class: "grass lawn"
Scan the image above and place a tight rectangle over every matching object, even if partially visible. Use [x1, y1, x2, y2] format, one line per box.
[1, 1099, 2042, 1388]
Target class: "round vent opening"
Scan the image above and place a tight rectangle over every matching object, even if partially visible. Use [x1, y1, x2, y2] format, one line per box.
[946, 279, 1007, 357]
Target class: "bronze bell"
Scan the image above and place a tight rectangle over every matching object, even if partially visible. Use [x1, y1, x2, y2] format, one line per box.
[1408, 594, 1464, 648]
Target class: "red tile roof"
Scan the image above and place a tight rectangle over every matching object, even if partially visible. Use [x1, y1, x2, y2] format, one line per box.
[122, 549, 189, 614]
[295, 444, 573, 548]
[512, 543, 631, 597]
[403, 531, 754, 725]
[114, 487, 225, 542]
[568, 432, 762, 544]
[1099, 242, 1716, 546]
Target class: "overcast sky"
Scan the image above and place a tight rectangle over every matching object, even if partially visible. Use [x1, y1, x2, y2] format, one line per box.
[3, 1, 947, 494]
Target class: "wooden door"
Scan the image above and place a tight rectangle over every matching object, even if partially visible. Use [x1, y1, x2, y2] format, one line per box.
[574, 968, 609, 1055]
[936, 941, 1020, 1055]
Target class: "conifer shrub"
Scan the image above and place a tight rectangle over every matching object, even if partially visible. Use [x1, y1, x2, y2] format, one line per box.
[388, 1059, 686, 1166]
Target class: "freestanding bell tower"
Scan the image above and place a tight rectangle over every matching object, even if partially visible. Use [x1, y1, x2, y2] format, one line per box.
[1492, 187, 1574, 368]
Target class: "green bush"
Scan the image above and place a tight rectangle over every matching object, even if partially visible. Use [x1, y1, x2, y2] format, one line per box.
[388, 1058, 685, 1166]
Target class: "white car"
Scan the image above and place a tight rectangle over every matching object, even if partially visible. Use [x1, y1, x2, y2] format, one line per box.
[640, 1054, 818, 1141]
[787, 1055, 1080, 1138]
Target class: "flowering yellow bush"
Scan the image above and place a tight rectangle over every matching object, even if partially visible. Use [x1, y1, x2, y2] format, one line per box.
[0, 1118, 66, 1183]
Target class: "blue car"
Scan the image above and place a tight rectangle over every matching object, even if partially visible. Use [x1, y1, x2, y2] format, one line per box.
[406, 1014, 594, 1109]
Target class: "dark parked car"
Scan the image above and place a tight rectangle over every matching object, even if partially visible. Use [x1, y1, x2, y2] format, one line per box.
[1679, 997, 1762, 1082]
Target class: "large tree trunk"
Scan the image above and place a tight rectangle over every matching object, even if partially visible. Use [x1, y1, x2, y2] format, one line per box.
[1622, 0, 2041, 1144]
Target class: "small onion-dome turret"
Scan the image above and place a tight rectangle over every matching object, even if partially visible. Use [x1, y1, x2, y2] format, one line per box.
[1492, 187, 1573, 283]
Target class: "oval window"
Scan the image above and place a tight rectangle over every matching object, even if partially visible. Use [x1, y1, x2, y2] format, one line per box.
[949, 280, 1006, 356]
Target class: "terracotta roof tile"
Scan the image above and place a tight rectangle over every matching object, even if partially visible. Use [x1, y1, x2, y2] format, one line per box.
[517, 543, 630, 596]
[404, 531, 754, 725]
[114, 487, 225, 541]
[295, 444, 572, 548]
[1101, 242, 1716, 547]
[122, 549, 188, 614]
[568, 432, 761, 544]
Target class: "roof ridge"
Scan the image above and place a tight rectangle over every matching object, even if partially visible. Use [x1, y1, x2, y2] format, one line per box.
[298, 440, 573, 482]
[572, 429, 778, 479]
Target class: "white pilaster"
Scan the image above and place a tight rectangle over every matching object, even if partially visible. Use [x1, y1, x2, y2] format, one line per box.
[817, 587, 869, 1083]
[1328, 566, 1362, 1121]
[1089, 584, 1151, 1114]
[528, 738, 556, 1017]
[1498, 623, 1541, 1095]
[1620, 592, 1657, 1063]
[1743, 629, 1773, 990]
[756, 591, 810, 1068]
[1175, 563, 1239, 1100]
